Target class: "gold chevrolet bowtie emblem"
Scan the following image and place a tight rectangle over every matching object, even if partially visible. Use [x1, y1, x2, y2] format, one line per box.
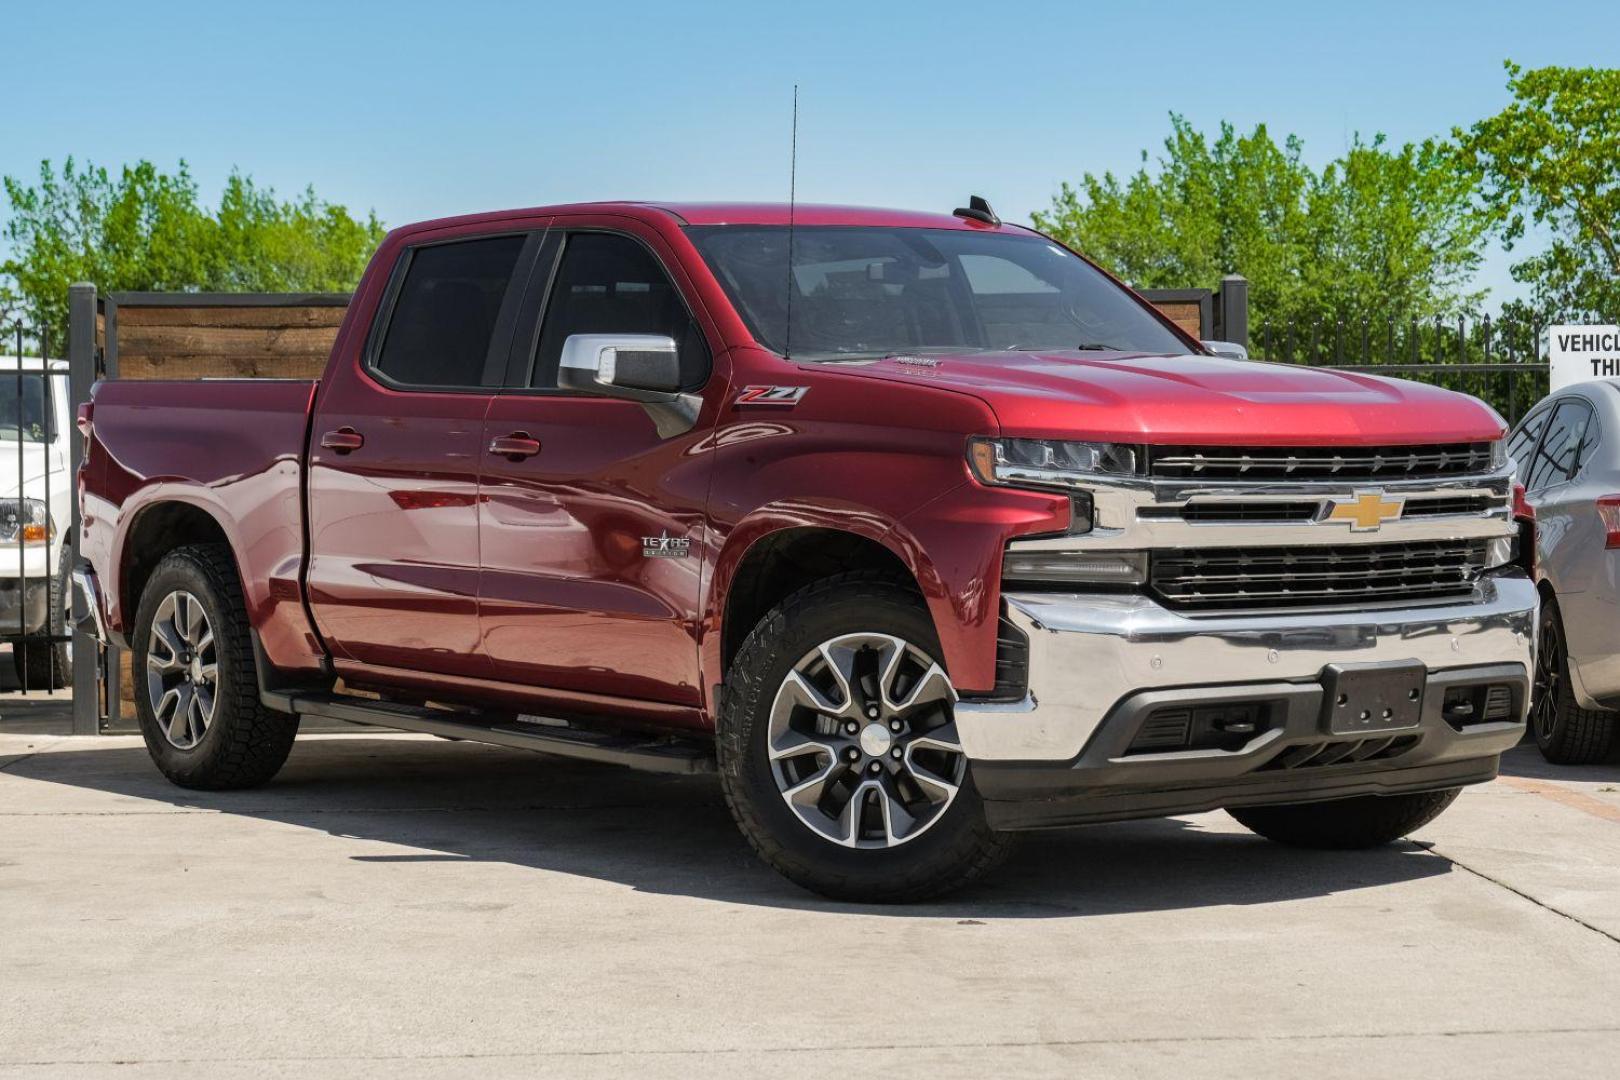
[1325, 492, 1405, 531]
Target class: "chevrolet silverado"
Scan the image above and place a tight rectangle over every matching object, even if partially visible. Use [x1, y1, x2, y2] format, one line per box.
[76, 199, 1537, 900]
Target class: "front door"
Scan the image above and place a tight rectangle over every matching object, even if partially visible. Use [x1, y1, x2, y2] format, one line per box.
[306, 230, 540, 678]
[478, 227, 718, 707]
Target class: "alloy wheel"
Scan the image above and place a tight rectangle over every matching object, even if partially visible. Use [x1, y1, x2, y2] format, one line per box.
[767, 633, 966, 849]
[146, 590, 218, 750]
[1531, 611, 1562, 743]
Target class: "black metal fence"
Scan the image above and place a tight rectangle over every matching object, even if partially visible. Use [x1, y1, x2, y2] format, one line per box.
[1252, 313, 1554, 425]
[2, 321, 73, 696]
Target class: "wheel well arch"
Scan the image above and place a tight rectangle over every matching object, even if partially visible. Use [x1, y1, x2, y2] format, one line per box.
[721, 527, 921, 677]
[119, 501, 232, 622]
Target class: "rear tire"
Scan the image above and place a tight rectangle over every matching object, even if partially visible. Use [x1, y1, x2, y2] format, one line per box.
[1531, 599, 1618, 765]
[132, 544, 298, 790]
[11, 547, 70, 690]
[717, 572, 1012, 902]
[1227, 788, 1461, 849]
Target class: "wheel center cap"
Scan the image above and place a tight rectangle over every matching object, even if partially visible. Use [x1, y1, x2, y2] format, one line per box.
[859, 723, 893, 757]
[188, 658, 205, 684]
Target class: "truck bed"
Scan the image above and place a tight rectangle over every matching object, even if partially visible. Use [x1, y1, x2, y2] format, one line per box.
[80, 378, 321, 674]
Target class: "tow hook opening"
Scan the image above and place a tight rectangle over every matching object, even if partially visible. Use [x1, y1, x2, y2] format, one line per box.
[1441, 683, 1518, 730]
[1127, 700, 1275, 755]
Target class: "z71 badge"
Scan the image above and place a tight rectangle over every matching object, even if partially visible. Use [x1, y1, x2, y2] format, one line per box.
[735, 385, 809, 406]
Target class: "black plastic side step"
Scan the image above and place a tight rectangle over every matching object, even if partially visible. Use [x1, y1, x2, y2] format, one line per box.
[264, 691, 715, 775]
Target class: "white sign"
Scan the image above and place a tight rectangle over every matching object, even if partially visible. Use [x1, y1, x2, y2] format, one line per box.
[1549, 324, 1620, 394]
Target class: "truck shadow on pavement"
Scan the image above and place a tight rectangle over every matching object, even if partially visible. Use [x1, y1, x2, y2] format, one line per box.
[5, 734, 1460, 917]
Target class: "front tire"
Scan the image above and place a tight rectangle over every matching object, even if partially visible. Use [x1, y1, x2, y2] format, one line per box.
[132, 544, 298, 790]
[1227, 788, 1461, 849]
[1531, 599, 1618, 765]
[11, 546, 71, 690]
[718, 572, 1012, 902]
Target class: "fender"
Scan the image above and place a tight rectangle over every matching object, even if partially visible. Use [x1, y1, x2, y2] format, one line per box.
[700, 500, 926, 717]
[699, 481, 1069, 715]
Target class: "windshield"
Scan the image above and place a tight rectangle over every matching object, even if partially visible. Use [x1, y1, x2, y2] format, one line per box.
[687, 225, 1191, 361]
[0, 373, 53, 443]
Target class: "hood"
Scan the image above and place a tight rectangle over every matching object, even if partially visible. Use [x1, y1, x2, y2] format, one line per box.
[0, 442, 70, 500]
[843, 350, 1505, 445]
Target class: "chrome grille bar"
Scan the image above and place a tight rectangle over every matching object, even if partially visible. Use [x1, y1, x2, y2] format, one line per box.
[1150, 540, 1490, 612]
[1148, 442, 1493, 481]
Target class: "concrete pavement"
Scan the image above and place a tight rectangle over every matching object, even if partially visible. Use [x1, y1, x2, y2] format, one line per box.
[1, 731, 1617, 1079]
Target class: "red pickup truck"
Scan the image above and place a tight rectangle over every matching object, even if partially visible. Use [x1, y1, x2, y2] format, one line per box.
[76, 200, 1537, 901]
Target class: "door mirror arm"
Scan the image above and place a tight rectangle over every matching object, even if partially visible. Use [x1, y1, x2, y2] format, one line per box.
[558, 333, 702, 437]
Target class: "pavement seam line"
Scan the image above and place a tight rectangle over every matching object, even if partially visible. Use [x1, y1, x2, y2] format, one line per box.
[6, 1024, 1620, 1067]
[0, 749, 45, 775]
[1426, 841, 1620, 948]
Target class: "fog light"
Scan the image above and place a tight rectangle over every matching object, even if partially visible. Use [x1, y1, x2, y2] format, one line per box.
[1002, 550, 1147, 586]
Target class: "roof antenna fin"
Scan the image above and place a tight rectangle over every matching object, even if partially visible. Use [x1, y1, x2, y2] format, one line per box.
[953, 195, 1000, 226]
[784, 84, 799, 361]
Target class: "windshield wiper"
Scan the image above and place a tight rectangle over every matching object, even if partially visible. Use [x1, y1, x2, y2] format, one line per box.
[1074, 343, 1125, 351]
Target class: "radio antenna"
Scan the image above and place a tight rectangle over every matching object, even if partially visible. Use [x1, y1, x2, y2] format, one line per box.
[784, 84, 798, 361]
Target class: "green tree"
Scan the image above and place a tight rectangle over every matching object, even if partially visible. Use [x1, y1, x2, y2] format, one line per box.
[1458, 62, 1620, 322]
[1, 158, 385, 344]
[1032, 116, 1486, 332]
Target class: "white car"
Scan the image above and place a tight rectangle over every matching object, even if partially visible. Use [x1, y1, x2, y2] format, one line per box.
[0, 356, 72, 688]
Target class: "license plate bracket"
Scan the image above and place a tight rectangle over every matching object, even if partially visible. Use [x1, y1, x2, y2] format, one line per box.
[1321, 661, 1426, 735]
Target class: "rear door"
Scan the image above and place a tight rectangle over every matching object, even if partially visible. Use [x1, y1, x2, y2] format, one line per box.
[477, 223, 719, 708]
[306, 229, 543, 678]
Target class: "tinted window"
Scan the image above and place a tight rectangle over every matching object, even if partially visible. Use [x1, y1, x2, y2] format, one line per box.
[531, 233, 709, 390]
[1506, 407, 1549, 477]
[373, 235, 527, 388]
[0, 373, 54, 443]
[1527, 401, 1595, 491]
[687, 225, 1190, 361]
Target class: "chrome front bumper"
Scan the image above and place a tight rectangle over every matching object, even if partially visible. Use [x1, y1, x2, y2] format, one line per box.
[0, 577, 52, 636]
[956, 571, 1538, 762]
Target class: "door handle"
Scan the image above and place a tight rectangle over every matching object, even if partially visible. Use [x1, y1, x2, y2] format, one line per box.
[489, 432, 542, 461]
[321, 427, 364, 454]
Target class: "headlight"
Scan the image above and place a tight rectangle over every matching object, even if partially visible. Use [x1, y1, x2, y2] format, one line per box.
[0, 499, 52, 544]
[967, 438, 1141, 490]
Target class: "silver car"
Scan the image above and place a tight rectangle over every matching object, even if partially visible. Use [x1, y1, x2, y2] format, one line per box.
[1509, 380, 1620, 763]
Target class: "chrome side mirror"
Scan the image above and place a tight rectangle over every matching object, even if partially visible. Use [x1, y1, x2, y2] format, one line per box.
[557, 333, 700, 438]
[558, 333, 682, 394]
[1203, 340, 1249, 361]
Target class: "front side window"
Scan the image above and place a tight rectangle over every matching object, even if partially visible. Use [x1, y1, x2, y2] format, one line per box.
[373, 235, 527, 388]
[530, 233, 709, 390]
[1506, 406, 1550, 476]
[687, 225, 1190, 361]
[1526, 400, 1595, 491]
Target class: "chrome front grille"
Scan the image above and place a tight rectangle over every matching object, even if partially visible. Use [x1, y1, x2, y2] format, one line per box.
[1147, 442, 1494, 481]
[1150, 539, 1490, 612]
[1137, 493, 1501, 525]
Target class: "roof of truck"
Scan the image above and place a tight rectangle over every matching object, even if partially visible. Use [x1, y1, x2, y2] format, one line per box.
[394, 201, 1025, 236]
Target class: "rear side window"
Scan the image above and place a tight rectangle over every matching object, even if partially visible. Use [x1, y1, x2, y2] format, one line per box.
[1526, 400, 1595, 491]
[530, 233, 709, 390]
[373, 235, 527, 388]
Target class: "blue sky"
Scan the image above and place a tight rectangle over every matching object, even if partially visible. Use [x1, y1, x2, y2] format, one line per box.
[6, 0, 1619, 302]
